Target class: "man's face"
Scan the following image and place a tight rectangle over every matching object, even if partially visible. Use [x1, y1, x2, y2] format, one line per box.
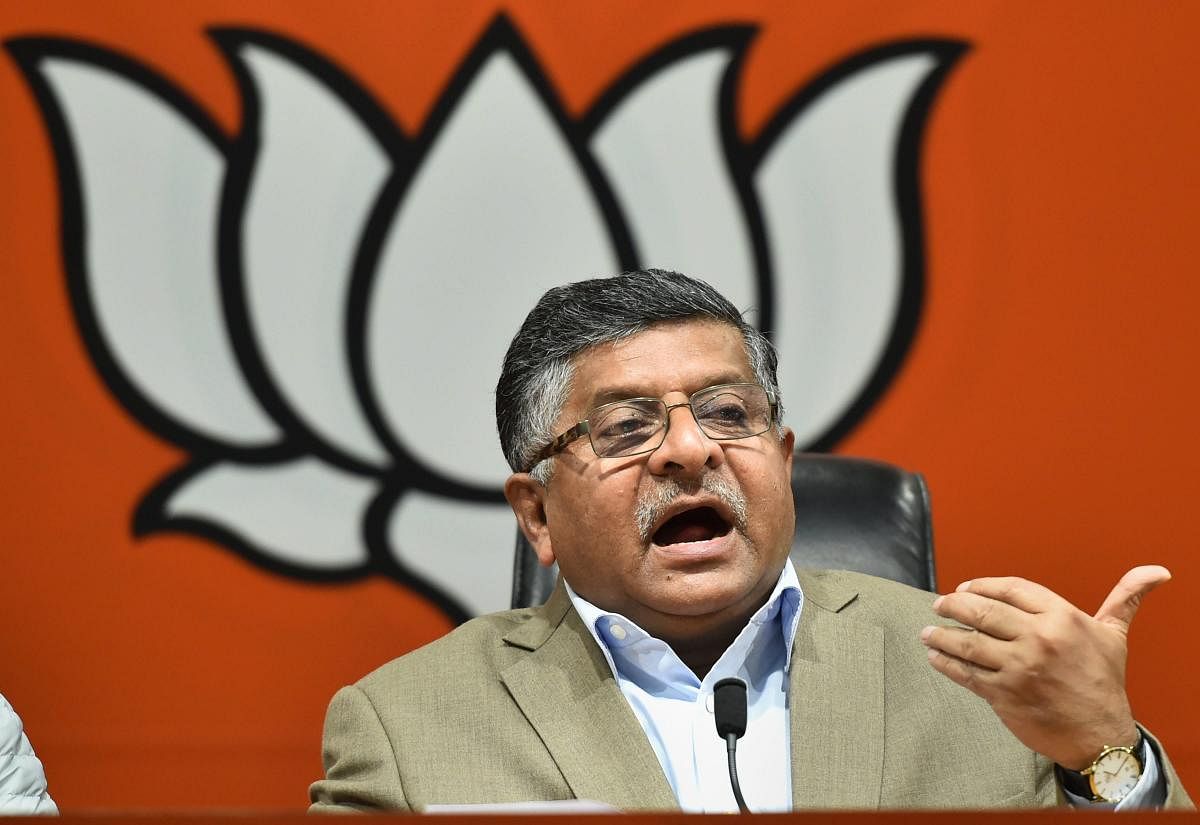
[516, 319, 795, 639]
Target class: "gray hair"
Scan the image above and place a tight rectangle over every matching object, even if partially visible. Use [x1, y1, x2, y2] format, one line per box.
[496, 269, 784, 482]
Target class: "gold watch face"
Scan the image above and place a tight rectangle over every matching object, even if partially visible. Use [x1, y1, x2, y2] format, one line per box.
[1090, 746, 1141, 802]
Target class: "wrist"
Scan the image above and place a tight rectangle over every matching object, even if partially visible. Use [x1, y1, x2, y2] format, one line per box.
[1056, 729, 1146, 803]
[1058, 722, 1139, 771]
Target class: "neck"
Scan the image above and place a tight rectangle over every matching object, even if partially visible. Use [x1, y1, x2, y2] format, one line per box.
[564, 566, 788, 678]
[650, 608, 758, 679]
[664, 638, 728, 680]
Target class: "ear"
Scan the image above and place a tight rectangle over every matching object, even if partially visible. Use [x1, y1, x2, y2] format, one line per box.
[779, 426, 796, 465]
[504, 473, 557, 567]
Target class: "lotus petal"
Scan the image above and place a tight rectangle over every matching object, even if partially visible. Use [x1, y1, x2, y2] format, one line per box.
[755, 50, 945, 447]
[153, 458, 375, 569]
[590, 45, 758, 321]
[36, 55, 281, 447]
[367, 45, 619, 489]
[230, 39, 394, 468]
[388, 490, 517, 616]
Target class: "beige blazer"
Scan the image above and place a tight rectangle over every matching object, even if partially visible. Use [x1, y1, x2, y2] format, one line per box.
[309, 569, 1191, 811]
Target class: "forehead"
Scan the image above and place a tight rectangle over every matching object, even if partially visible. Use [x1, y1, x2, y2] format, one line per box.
[566, 320, 753, 413]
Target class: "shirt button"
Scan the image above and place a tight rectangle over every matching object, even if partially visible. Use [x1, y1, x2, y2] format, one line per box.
[705, 694, 715, 713]
[610, 624, 628, 641]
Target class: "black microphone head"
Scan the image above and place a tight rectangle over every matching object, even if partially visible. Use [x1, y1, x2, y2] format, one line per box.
[713, 677, 747, 739]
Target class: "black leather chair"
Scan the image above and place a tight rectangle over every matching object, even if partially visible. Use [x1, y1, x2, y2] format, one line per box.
[510, 453, 936, 609]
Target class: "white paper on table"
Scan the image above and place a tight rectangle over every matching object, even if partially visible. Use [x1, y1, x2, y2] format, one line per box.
[425, 799, 620, 814]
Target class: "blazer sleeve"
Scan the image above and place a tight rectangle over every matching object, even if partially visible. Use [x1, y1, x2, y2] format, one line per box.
[1147, 726, 1194, 809]
[309, 684, 410, 812]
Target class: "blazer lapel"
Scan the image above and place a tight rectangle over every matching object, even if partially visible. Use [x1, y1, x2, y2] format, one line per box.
[500, 583, 676, 811]
[789, 571, 885, 809]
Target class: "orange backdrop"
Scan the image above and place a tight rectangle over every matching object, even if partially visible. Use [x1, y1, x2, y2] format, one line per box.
[1, 0, 1198, 811]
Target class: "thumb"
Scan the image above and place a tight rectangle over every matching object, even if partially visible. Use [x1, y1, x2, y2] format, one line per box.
[1093, 565, 1171, 633]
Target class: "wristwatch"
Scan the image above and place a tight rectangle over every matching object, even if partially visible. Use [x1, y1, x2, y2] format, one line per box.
[1057, 731, 1146, 803]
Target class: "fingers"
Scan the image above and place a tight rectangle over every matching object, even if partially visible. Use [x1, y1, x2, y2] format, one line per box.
[924, 574, 1087, 691]
[922, 624, 1008, 670]
[924, 645, 996, 697]
[951, 576, 1072, 614]
[931, 591, 1025, 640]
[1093, 565, 1171, 633]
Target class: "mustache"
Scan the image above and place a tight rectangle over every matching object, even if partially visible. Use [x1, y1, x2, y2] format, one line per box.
[635, 474, 749, 542]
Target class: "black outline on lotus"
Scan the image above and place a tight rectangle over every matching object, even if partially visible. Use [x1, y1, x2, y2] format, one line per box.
[6, 16, 967, 623]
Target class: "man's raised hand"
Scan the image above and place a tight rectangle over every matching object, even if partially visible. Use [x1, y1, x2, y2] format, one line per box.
[921, 566, 1171, 769]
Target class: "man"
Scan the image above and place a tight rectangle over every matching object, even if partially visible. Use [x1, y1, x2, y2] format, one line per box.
[310, 269, 1191, 811]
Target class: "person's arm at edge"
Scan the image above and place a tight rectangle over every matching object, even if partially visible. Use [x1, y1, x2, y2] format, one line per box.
[0, 693, 58, 815]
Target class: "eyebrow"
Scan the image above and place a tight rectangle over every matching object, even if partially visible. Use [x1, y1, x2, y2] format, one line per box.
[585, 375, 753, 410]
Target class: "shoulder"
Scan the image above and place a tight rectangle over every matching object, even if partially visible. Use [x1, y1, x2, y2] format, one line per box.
[0, 693, 36, 758]
[798, 568, 935, 618]
[355, 605, 544, 697]
[0, 694, 22, 753]
[794, 569, 975, 709]
[796, 568, 949, 662]
[791, 568, 939, 655]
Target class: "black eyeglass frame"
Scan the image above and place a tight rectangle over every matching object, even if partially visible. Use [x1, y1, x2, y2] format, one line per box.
[524, 382, 778, 473]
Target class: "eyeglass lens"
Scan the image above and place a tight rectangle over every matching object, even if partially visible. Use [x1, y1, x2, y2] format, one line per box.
[588, 384, 772, 459]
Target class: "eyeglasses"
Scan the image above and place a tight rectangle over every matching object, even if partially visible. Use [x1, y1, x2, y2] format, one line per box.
[526, 383, 777, 472]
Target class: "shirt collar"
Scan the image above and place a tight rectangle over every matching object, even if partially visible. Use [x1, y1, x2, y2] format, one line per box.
[564, 558, 805, 677]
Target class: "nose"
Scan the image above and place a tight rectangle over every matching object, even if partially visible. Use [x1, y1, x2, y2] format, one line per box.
[645, 400, 724, 477]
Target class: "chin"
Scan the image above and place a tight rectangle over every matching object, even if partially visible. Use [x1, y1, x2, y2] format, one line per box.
[646, 575, 765, 619]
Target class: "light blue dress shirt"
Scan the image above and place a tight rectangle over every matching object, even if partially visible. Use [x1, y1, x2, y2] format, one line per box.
[566, 561, 802, 812]
[565, 559, 1161, 811]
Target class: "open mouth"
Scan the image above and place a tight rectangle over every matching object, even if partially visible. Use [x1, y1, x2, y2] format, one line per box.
[651, 506, 733, 547]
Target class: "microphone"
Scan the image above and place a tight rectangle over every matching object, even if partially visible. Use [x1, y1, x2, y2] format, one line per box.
[713, 677, 750, 813]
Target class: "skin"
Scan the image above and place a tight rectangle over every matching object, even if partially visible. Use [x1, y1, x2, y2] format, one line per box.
[922, 566, 1170, 770]
[504, 319, 796, 677]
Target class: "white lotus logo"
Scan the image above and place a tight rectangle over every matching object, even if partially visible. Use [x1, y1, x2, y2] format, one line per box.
[8, 19, 964, 619]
